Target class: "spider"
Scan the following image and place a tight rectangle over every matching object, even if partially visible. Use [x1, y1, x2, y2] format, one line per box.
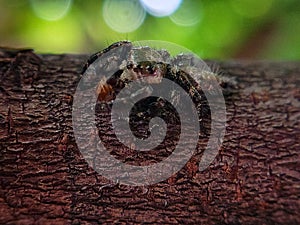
[81, 41, 233, 106]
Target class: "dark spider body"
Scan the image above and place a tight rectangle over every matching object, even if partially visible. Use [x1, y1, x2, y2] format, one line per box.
[81, 41, 233, 136]
[81, 41, 232, 103]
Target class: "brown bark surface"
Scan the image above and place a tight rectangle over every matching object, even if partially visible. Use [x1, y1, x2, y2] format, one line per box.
[0, 49, 299, 224]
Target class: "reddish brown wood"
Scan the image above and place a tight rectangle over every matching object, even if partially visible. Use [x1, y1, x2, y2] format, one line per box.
[0, 49, 299, 224]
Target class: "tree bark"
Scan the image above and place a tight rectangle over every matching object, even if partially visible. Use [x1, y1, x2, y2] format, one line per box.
[0, 49, 299, 224]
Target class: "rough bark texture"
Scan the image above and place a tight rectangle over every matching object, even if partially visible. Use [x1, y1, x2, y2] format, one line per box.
[0, 49, 299, 224]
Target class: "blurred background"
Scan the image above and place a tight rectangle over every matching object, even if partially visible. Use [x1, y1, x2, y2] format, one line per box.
[0, 0, 299, 59]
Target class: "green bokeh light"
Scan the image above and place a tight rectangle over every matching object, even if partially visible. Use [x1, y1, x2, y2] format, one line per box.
[0, 0, 299, 59]
[30, 0, 72, 21]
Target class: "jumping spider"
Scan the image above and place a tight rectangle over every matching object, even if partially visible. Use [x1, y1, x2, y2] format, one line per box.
[81, 41, 233, 127]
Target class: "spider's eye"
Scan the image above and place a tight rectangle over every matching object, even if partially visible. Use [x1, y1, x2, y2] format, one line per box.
[127, 64, 133, 69]
[146, 65, 153, 73]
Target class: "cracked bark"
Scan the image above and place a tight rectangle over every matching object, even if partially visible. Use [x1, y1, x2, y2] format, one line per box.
[0, 49, 299, 224]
